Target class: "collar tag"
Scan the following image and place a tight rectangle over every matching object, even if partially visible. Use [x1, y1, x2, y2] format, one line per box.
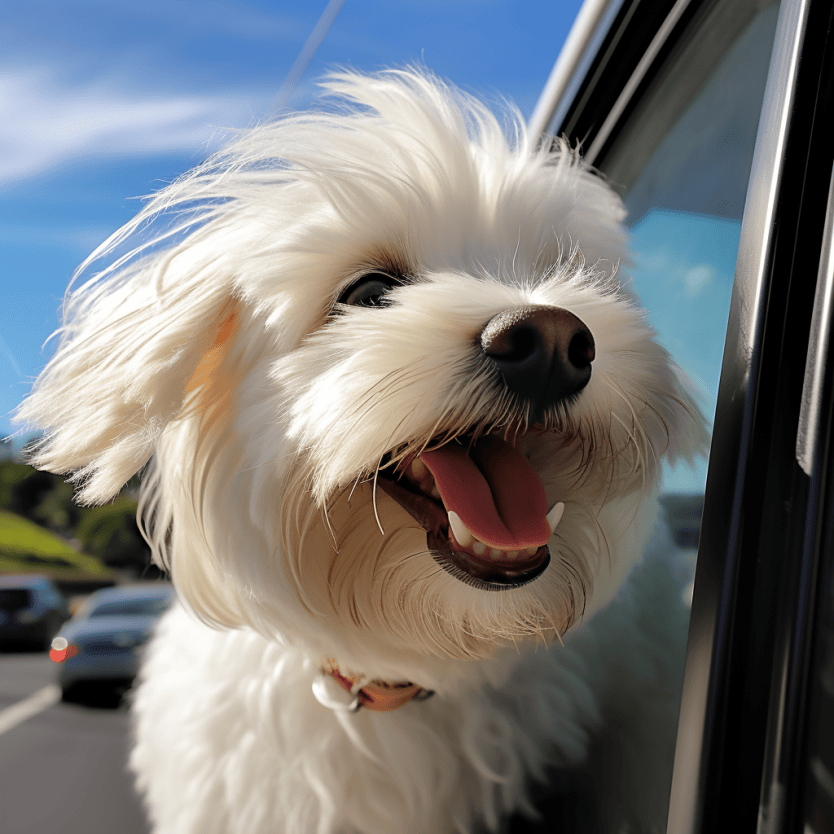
[312, 671, 362, 712]
[314, 663, 432, 713]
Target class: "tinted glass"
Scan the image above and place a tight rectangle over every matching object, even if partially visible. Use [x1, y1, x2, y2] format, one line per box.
[589, 0, 781, 825]
[0, 589, 31, 610]
[600, 0, 780, 591]
[87, 594, 173, 618]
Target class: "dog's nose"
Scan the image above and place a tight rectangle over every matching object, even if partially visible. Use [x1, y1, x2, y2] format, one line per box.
[481, 305, 595, 412]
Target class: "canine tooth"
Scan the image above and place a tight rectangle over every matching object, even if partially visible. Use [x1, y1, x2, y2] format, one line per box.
[448, 512, 473, 548]
[546, 502, 565, 533]
[472, 540, 487, 556]
[410, 458, 426, 478]
[431, 484, 441, 500]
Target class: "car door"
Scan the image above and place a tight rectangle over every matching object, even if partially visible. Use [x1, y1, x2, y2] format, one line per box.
[531, 0, 834, 830]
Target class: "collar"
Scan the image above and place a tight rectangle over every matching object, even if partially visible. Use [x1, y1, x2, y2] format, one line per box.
[313, 660, 433, 713]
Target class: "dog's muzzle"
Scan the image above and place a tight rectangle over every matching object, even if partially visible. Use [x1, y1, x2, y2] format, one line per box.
[376, 305, 591, 591]
[481, 305, 595, 421]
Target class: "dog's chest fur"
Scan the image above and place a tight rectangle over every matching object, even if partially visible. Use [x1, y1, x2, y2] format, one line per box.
[129, 543, 687, 834]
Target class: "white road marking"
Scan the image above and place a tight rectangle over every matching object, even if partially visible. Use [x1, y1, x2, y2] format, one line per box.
[0, 685, 61, 736]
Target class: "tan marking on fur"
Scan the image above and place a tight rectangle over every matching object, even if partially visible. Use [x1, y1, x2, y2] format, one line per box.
[185, 304, 239, 399]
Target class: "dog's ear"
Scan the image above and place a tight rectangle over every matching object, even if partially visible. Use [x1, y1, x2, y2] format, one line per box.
[15, 262, 239, 505]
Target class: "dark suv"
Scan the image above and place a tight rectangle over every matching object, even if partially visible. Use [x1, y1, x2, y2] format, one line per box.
[0, 574, 70, 650]
[529, 0, 834, 831]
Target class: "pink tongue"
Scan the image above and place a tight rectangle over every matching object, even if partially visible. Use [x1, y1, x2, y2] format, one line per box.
[419, 436, 550, 551]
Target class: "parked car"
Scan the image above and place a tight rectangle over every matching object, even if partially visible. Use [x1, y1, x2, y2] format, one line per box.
[51, 583, 175, 701]
[0, 574, 70, 650]
[528, 0, 834, 831]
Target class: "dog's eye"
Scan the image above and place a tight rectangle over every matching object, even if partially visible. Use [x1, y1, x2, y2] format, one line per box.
[338, 273, 400, 308]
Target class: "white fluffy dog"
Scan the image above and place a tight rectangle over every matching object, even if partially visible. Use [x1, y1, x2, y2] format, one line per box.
[18, 70, 706, 833]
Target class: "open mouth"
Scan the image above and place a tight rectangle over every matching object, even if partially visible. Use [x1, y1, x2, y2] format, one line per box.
[377, 434, 564, 590]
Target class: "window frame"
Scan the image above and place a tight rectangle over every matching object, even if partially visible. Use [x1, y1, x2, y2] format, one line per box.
[531, 0, 834, 831]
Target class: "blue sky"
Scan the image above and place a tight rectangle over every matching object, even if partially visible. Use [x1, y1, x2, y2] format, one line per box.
[1, 0, 584, 441]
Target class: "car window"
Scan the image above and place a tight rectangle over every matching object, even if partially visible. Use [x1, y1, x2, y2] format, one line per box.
[596, 0, 781, 607]
[601, 0, 780, 495]
[86, 595, 172, 618]
[582, 0, 783, 818]
[47, 586, 66, 608]
[0, 589, 31, 610]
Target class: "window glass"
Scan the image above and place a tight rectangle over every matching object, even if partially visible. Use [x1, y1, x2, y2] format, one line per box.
[575, 1, 781, 826]
[84, 592, 173, 619]
[0, 588, 32, 610]
[599, 0, 780, 590]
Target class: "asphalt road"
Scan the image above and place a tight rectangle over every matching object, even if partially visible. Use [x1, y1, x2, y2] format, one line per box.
[0, 651, 149, 834]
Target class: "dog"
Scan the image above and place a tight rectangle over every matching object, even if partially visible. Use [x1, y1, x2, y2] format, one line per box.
[17, 69, 706, 833]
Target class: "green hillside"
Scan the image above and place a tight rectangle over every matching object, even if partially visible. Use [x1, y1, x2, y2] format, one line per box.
[0, 510, 110, 577]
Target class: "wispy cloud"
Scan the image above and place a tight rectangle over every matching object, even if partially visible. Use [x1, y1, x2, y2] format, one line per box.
[0, 221, 115, 255]
[0, 68, 271, 185]
[32, 0, 307, 44]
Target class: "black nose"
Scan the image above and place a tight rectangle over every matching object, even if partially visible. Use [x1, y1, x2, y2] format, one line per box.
[481, 305, 595, 415]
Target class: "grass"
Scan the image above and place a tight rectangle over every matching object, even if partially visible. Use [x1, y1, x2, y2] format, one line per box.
[0, 510, 109, 577]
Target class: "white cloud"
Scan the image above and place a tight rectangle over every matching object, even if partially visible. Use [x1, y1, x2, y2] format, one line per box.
[0, 67, 270, 185]
[685, 264, 714, 296]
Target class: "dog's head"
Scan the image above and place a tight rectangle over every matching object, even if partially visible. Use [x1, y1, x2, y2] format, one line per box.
[17, 70, 705, 681]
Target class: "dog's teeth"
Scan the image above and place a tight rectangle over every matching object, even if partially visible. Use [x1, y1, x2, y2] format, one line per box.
[546, 502, 565, 534]
[430, 484, 441, 500]
[410, 458, 426, 478]
[447, 514, 538, 562]
[447, 511, 473, 548]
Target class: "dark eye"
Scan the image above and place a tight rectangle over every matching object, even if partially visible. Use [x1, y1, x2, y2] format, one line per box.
[337, 273, 400, 308]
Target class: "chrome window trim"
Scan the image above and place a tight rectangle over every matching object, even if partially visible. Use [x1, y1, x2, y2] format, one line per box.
[796, 165, 834, 477]
[666, 0, 812, 831]
[582, 0, 694, 164]
[527, 0, 627, 142]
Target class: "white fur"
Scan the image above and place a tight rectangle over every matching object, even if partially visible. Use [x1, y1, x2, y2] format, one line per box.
[17, 69, 707, 833]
